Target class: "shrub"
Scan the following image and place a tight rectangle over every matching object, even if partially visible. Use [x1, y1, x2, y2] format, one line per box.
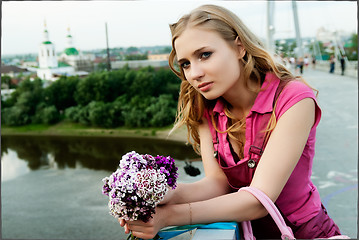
[146, 94, 177, 127]
[2, 106, 31, 126]
[41, 105, 60, 124]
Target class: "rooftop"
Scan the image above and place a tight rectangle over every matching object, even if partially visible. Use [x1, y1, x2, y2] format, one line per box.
[64, 47, 79, 56]
[1, 65, 29, 74]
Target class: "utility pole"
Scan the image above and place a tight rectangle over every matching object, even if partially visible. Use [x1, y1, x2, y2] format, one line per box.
[267, 1, 275, 54]
[333, 31, 349, 66]
[292, 0, 303, 58]
[105, 22, 111, 71]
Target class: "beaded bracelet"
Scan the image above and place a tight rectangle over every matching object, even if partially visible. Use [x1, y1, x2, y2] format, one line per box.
[188, 203, 192, 225]
[188, 203, 193, 237]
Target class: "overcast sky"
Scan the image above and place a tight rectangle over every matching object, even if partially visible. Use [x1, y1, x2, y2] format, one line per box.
[1, 0, 357, 56]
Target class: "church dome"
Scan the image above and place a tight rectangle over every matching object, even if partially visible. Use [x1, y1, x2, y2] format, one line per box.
[64, 47, 79, 56]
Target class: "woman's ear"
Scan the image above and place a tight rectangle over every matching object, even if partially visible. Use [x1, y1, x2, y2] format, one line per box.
[235, 36, 246, 59]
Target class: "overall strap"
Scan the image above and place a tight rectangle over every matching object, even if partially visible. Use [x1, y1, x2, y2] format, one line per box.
[249, 80, 288, 157]
[211, 80, 288, 163]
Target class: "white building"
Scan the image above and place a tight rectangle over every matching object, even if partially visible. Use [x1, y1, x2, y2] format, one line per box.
[58, 28, 94, 72]
[37, 22, 75, 81]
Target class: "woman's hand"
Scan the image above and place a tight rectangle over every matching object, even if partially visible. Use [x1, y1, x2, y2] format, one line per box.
[118, 206, 168, 240]
[118, 218, 131, 235]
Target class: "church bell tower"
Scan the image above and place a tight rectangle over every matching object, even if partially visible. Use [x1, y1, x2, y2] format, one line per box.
[38, 20, 58, 69]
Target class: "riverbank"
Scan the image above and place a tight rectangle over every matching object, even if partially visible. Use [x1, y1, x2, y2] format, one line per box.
[1, 121, 188, 143]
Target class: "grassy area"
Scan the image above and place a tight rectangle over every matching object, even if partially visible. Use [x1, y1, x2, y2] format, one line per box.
[3, 121, 161, 136]
[1, 121, 187, 142]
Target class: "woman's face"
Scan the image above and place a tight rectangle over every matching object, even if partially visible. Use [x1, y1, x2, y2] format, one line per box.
[174, 26, 245, 100]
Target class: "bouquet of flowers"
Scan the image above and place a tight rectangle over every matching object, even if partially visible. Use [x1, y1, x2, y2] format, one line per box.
[102, 151, 178, 239]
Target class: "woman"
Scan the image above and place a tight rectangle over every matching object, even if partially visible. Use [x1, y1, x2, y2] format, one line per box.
[120, 4, 342, 239]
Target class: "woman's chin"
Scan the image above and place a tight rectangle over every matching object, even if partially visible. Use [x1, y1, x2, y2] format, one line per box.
[201, 92, 220, 101]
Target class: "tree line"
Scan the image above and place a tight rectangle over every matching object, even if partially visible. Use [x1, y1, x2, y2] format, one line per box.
[1, 66, 181, 128]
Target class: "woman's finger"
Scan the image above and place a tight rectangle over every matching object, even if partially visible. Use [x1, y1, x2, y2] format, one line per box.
[118, 218, 125, 227]
[131, 230, 157, 240]
[126, 223, 151, 233]
[124, 223, 131, 234]
[128, 219, 152, 227]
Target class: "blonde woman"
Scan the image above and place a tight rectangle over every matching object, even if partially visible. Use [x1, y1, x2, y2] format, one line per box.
[120, 4, 341, 239]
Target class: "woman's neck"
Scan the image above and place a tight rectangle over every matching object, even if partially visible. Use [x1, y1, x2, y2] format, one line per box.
[223, 77, 259, 119]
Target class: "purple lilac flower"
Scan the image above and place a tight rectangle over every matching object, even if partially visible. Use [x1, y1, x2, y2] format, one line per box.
[154, 155, 178, 189]
[101, 151, 178, 223]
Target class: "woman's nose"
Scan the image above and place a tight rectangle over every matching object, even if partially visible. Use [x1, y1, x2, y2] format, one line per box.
[189, 62, 205, 81]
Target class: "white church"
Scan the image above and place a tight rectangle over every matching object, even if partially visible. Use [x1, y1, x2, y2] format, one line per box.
[37, 22, 93, 81]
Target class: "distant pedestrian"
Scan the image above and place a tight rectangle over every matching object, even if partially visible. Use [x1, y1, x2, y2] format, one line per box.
[289, 57, 296, 71]
[296, 57, 304, 75]
[304, 56, 309, 69]
[312, 56, 316, 69]
[329, 55, 335, 73]
[340, 55, 346, 75]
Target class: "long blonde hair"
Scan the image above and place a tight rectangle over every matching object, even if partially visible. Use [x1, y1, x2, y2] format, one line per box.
[169, 4, 309, 156]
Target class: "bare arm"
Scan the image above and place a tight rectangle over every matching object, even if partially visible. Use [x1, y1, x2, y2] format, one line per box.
[161, 118, 231, 205]
[127, 98, 315, 239]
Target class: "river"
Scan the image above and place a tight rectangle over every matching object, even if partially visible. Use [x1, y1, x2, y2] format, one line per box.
[1, 135, 203, 240]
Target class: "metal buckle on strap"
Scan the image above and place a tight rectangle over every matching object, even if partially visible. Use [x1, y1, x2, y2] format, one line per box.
[214, 151, 218, 159]
[247, 159, 256, 168]
[213, 136, 219, 159]
[249, 145, 263, 156]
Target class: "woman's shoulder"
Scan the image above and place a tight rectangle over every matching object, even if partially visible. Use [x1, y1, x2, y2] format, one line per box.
[276, 78, 320, 120]
[278, 79, 317, 104]
[284, 79, 315, 95]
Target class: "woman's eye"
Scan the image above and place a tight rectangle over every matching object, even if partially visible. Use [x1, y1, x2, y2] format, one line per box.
[181, 61, 190, 69]
[201, 52, 212, 59]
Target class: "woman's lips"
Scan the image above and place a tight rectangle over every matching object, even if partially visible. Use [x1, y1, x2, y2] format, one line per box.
[198, 82, 213, 92]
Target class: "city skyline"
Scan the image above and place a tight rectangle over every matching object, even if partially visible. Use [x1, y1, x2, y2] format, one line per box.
[2, 1, 357, 56]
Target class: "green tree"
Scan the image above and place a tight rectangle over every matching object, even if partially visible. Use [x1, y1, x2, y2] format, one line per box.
[129, 70, 155, 97]
[106, 68, 129, 101]
[146, 94, 177, 127]
[41, 105, 60, 124]
[8, 78, 44, 112]
[152, 68, 180, 99]
[96, 61, 108, 72]
[126, 46, 139, 54]
[123, 95, 153, 127]
[32, 102, 61, 124]
[32, 102, 47, 124]
[65, 104, 91, 125]
[109, 95, 128, 127]
[43, 75, 79, 111]
[159, 46, 172, 54]
[3, 66, 181, 128]
[88, 101, 111, 127]
[16, 89, 43, 118]
[77, 105, 91, 126]
[74, 72, 110, 106]
[2, 106, 31, 126]
[346, 33, 358, 60]
[125, 54, 148, 60]
[65, 105, 82, 123]
[1, 75, 12, 89]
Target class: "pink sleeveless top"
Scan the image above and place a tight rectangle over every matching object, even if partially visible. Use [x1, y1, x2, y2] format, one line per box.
[203, 72, 322, 225]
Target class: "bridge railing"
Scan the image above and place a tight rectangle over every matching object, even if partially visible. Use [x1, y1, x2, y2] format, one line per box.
[314, 60, 358, 78]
